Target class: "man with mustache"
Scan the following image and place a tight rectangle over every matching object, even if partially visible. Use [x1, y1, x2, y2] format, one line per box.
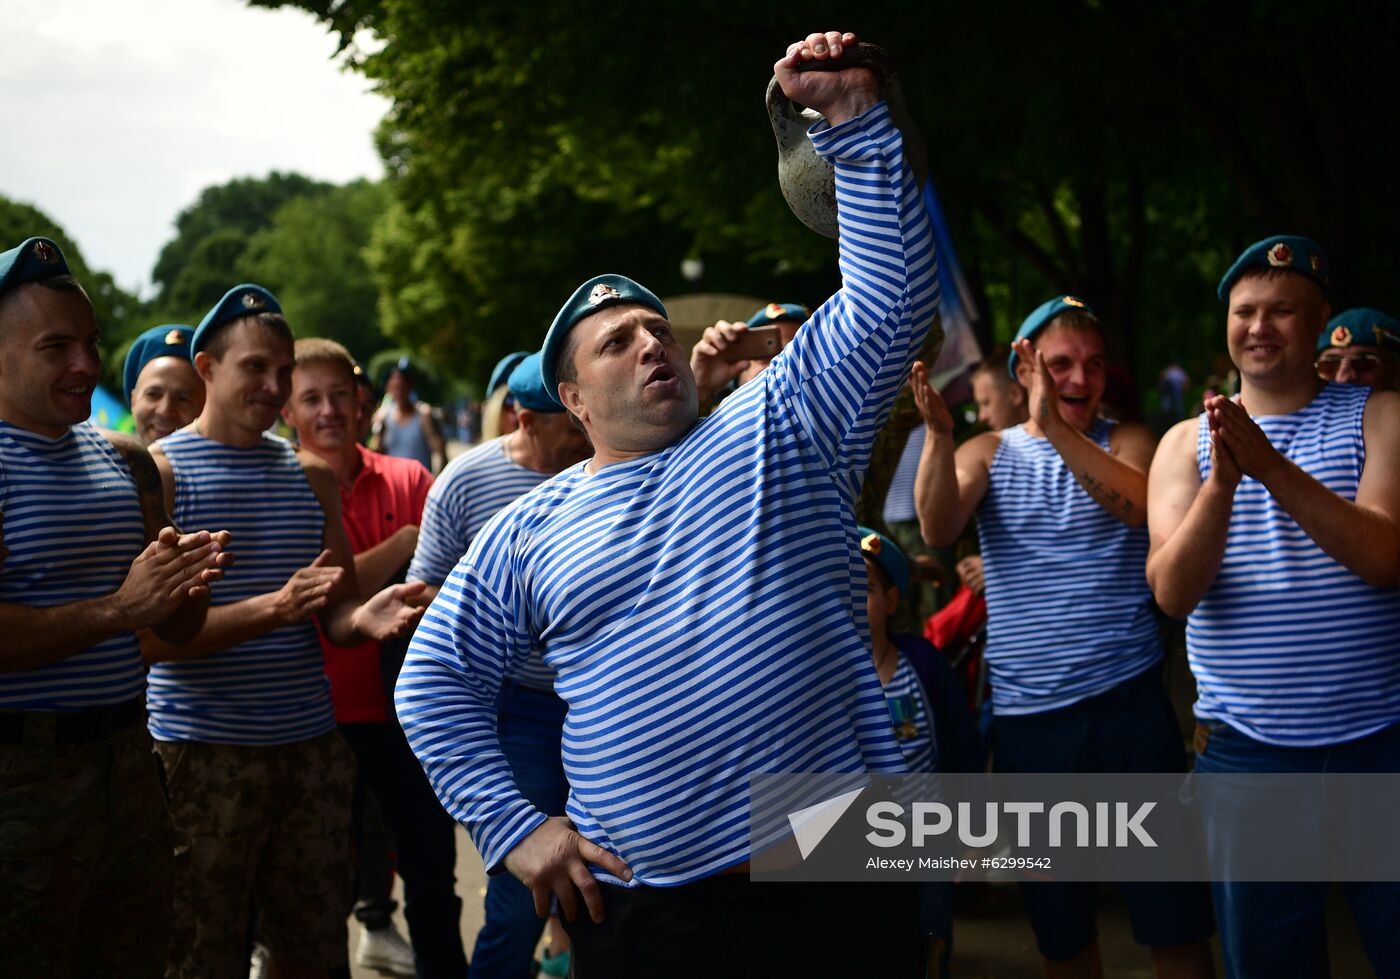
[142, 284, 425, 979]
[912, 296, 1215, 978]
[396, 30, 938, 977]
[407, 350, 589, 978]
[1314, 306, 1399, 390]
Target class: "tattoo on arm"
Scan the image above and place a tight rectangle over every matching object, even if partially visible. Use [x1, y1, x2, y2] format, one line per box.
[1078, 470, 1134, 516]
[109, 437, 181, 535]
[120, 444, 163, 497]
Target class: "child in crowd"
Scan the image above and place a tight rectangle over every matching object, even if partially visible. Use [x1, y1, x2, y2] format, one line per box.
[859, 526, 985, 976]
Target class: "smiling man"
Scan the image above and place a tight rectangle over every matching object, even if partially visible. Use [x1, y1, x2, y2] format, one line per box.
[911, 296, 1214, 978]
[396, 31, 938, 978]
[142, 285, 425, 979]
[1147, 236, 1400, 978]
[1315, 306, 1400, 391]
[283, 338, 466, 978]
[123, 323, 204, 446]
[0, 236, 229, 975]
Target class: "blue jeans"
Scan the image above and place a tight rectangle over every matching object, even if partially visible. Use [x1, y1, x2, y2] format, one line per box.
[1192, 718, 1400, 978]
[339, 722, 469, 979]
[992, 666, 1215, 961]
[470, 682, 570, 979]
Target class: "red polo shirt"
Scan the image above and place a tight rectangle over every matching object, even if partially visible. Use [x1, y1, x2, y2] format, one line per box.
[319, 445, 433, 723]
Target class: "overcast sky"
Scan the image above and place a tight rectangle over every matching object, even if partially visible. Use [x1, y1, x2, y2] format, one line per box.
[0, 0, 390, 296]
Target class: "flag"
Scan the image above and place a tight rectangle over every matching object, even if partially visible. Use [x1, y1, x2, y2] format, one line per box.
[921, 179, 983, 399]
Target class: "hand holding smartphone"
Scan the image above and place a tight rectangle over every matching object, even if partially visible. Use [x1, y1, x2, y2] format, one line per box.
[723, 326, 784, 362]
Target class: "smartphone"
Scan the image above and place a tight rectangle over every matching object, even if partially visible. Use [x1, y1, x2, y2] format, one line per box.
[725, 326, 784, 362]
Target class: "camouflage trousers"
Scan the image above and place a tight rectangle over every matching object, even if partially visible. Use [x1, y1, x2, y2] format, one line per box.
[155, 729, 356, 979]
[0, 721, 174, 977]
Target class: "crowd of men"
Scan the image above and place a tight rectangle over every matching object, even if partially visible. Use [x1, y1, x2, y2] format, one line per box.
[1, 28, 1398, 979]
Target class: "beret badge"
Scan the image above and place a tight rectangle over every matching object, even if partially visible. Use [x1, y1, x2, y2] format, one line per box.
[764, 303, 785, 319]
[1330, 325, 1353, 347]
[164, 329, 187, 346]
[1062, 296, 1086, 308]
[587, 283, 621, 306]
[860, 532, 882, 556]
[1267, 242, 1293, 267]
[32, 240, 59, 265]
[241, 292, 264, 309]
[1310, 253, 1322, 272]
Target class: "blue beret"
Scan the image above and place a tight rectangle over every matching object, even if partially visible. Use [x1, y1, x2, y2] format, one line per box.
[0, 237, 70, 298]
[487, 351, 530, 397]
[123, 325, 196, 405]
[191, 284, 282, 357]
[506, 352, 564, 413]
[745, 302, 809, 328]
[857, 526, 911, 598]
[540, 274, 668, 406]
[1007, 295, 1096, 378]
[1217, 235, 1329, 302]
[1320, 308, 1400, 354]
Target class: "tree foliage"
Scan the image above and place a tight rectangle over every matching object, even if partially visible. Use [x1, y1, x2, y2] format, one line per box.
[234, 1, 1400, 399]
[141, 174, 393, 365]
[152, 172, 332, 313]
[242, 179, 393, 361]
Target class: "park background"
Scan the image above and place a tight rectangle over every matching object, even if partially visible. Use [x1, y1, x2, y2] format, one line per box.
[2, 3, 1393, 973]
[5, 0, 1399, 414]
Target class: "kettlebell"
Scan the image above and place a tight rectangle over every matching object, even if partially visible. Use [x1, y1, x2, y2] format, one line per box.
[767, 43, 928, 238]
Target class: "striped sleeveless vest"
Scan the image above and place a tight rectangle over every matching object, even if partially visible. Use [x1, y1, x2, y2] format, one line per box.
[979, 420, 1162, 715]
[0, 421, 146, 709]
[1188, 383, 1400, 746]
[147, 429, 333, 745]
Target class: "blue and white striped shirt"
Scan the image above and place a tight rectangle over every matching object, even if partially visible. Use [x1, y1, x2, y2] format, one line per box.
[0, 421, 146, 710]
[147, 429, 335, 745]
[1188, 383, 1400, 747]
[885, 654, 938, 774]
[408, 435, 555, 689]
[883, 426, 925, 524]
[979, 421, 1162, 715]
[396, 102, 939, 886]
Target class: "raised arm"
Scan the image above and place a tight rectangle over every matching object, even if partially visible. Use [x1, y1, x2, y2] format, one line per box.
[1016, 339, 1156, 527]
[766, 36, 940, 477]
[1146, 415, 1238, 618]
[1212, 391, 1400, 587]
[911, 362, 994, 547]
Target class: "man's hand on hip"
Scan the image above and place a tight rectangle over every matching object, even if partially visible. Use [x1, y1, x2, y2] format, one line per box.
[504, 816, 633, 924]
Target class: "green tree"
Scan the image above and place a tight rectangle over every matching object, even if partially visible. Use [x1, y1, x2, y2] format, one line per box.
[152, 172, 332, 309]
[241, 179, 393, 361]
[253, 0, 1400, 405]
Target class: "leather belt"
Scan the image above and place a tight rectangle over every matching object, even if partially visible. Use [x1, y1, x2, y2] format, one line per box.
[0, 697, 144, 746]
